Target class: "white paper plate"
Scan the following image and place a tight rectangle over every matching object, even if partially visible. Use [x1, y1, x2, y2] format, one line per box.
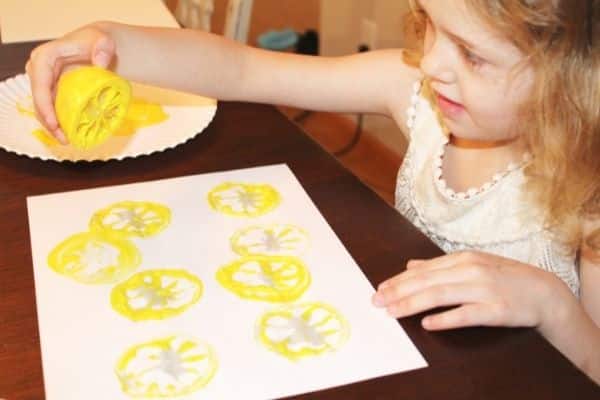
[0, 74, 217, 161]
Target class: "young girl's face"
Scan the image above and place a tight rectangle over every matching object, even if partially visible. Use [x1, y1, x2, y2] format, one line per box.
[418, 0, 534, 142]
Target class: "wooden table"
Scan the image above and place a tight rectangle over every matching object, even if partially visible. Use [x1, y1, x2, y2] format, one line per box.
[0, 41, 597, 400]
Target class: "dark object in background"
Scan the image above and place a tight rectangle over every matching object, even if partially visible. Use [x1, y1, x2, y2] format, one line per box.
[295, 29, 319, 55]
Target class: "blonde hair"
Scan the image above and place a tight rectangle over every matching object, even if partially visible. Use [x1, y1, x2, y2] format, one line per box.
[406, 0, 600, 255]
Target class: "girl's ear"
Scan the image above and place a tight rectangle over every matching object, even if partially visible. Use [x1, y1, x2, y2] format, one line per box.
[581, 218, 600, 263]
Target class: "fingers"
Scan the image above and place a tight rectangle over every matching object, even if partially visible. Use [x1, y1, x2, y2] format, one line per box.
[379, 283, 490, 319]
[28, 48, 60, 133]
[373, 264, 478, 307]
[421, 303, 500, 330]
[378, 251, 493, 292]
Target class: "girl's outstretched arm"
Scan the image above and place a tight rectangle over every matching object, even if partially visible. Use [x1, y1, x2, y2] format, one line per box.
[27, 21, 421, 142]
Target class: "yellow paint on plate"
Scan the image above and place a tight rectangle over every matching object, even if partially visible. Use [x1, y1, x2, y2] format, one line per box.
[89, 201, 171, 238]
[31, 128, 60, 147]
[207, 182, 281, 217]
[216, 255, 311, 302]
[257, 302, 350, 361]
[113, 98, 169, 136]
[115, 336, 218, 398]
[47, 231, 141, 284]
[17, 93, 168, 148]
[16, 97, 36, 118]
[111, 269, 203, 321]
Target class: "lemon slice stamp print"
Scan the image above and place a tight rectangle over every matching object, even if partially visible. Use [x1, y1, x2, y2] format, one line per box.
[111, 269, 203, 321]
[47, 231, 141, 284]
[216, 255, 311, 302]
[208, 182, 281, 217]
[257, 302, 350, 361]
[231, 224, 310, 257]
[115, 336, 218, 398]
[89, 201, 171, 238]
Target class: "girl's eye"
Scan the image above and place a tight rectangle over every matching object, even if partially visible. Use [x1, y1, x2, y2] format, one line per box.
[460, 46, 485, 67]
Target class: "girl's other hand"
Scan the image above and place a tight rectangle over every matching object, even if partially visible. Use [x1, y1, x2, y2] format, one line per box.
[25, 24, 115, 144]
[372, 251, 576, 333]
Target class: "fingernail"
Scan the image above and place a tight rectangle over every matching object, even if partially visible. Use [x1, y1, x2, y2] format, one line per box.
[54, 128, 68, 145]
[93, 50, 111, 68]
[372, 293, 385, 307]
[422, 317, 432, 329]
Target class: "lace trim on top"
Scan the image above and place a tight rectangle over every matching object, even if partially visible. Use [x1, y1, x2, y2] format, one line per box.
[402, 80, 546, 245]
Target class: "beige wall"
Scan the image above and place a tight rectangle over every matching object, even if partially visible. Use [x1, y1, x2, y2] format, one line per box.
[320, 0, 411, 56]
[166, 0, 410, 155]
[167, 1, 320, 46]
[320, 0, 412, 156]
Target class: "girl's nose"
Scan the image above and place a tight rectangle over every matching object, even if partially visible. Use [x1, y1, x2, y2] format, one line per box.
[420, 38, 455, 84]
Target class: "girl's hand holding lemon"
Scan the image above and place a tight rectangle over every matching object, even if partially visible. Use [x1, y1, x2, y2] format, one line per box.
[26, 24, 119, 146]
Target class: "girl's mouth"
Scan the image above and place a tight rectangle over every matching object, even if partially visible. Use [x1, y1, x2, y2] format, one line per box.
[434, 91, 465, 118]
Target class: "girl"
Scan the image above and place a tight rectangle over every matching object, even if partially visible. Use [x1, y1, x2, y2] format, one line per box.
[26, 0, 599, 383]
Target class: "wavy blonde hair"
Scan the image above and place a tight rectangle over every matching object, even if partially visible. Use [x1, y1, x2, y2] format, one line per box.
[406, 0, 599, 256]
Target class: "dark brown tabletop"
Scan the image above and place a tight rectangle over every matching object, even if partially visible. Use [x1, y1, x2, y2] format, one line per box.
[0, 41, 597, 400]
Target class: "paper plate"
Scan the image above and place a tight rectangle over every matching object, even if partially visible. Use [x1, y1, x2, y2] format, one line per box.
[0, 74, 217, 161]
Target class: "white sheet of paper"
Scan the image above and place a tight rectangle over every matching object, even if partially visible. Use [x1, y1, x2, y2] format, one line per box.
[0, 0, 179, 44]
[27, 164, 427, 400]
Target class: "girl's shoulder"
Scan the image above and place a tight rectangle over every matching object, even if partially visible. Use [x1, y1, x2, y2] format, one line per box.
[376, 49, 423, 138]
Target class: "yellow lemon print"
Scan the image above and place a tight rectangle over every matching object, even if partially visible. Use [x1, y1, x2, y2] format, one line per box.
[207, 182, 281, 217]
[89, 201, 171, 238]
[216, 255, 310, 302]
[47, 231, 140, 284]
[111, 269, 203, 321]
[257, 302, 350, 361]
[113, 98, 169, 136]
[55, 66, 132, 149]
[231, 224, 310, 257]
[116, 336, 218, 398]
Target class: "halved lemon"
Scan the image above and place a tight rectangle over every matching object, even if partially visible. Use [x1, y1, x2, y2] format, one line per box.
[47, 231, 140, 284]
[89, 201, 171, 238]
[207, 182, 281, 217]
[216, 255, 310, 302]
[113, 98, 169, 136]
[257, 302, 350, 361]
[111, 269, 203, 321]
[231, 224, 310, 257]
[115, 336, 218, 398]
[55, 66, 131, 149]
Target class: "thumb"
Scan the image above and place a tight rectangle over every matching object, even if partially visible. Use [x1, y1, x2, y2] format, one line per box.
[91, 36, 116, 68]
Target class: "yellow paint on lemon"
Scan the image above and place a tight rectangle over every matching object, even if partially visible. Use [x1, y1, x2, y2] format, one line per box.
[17, 94, 168, 148]
[55, 66, 132, 149]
